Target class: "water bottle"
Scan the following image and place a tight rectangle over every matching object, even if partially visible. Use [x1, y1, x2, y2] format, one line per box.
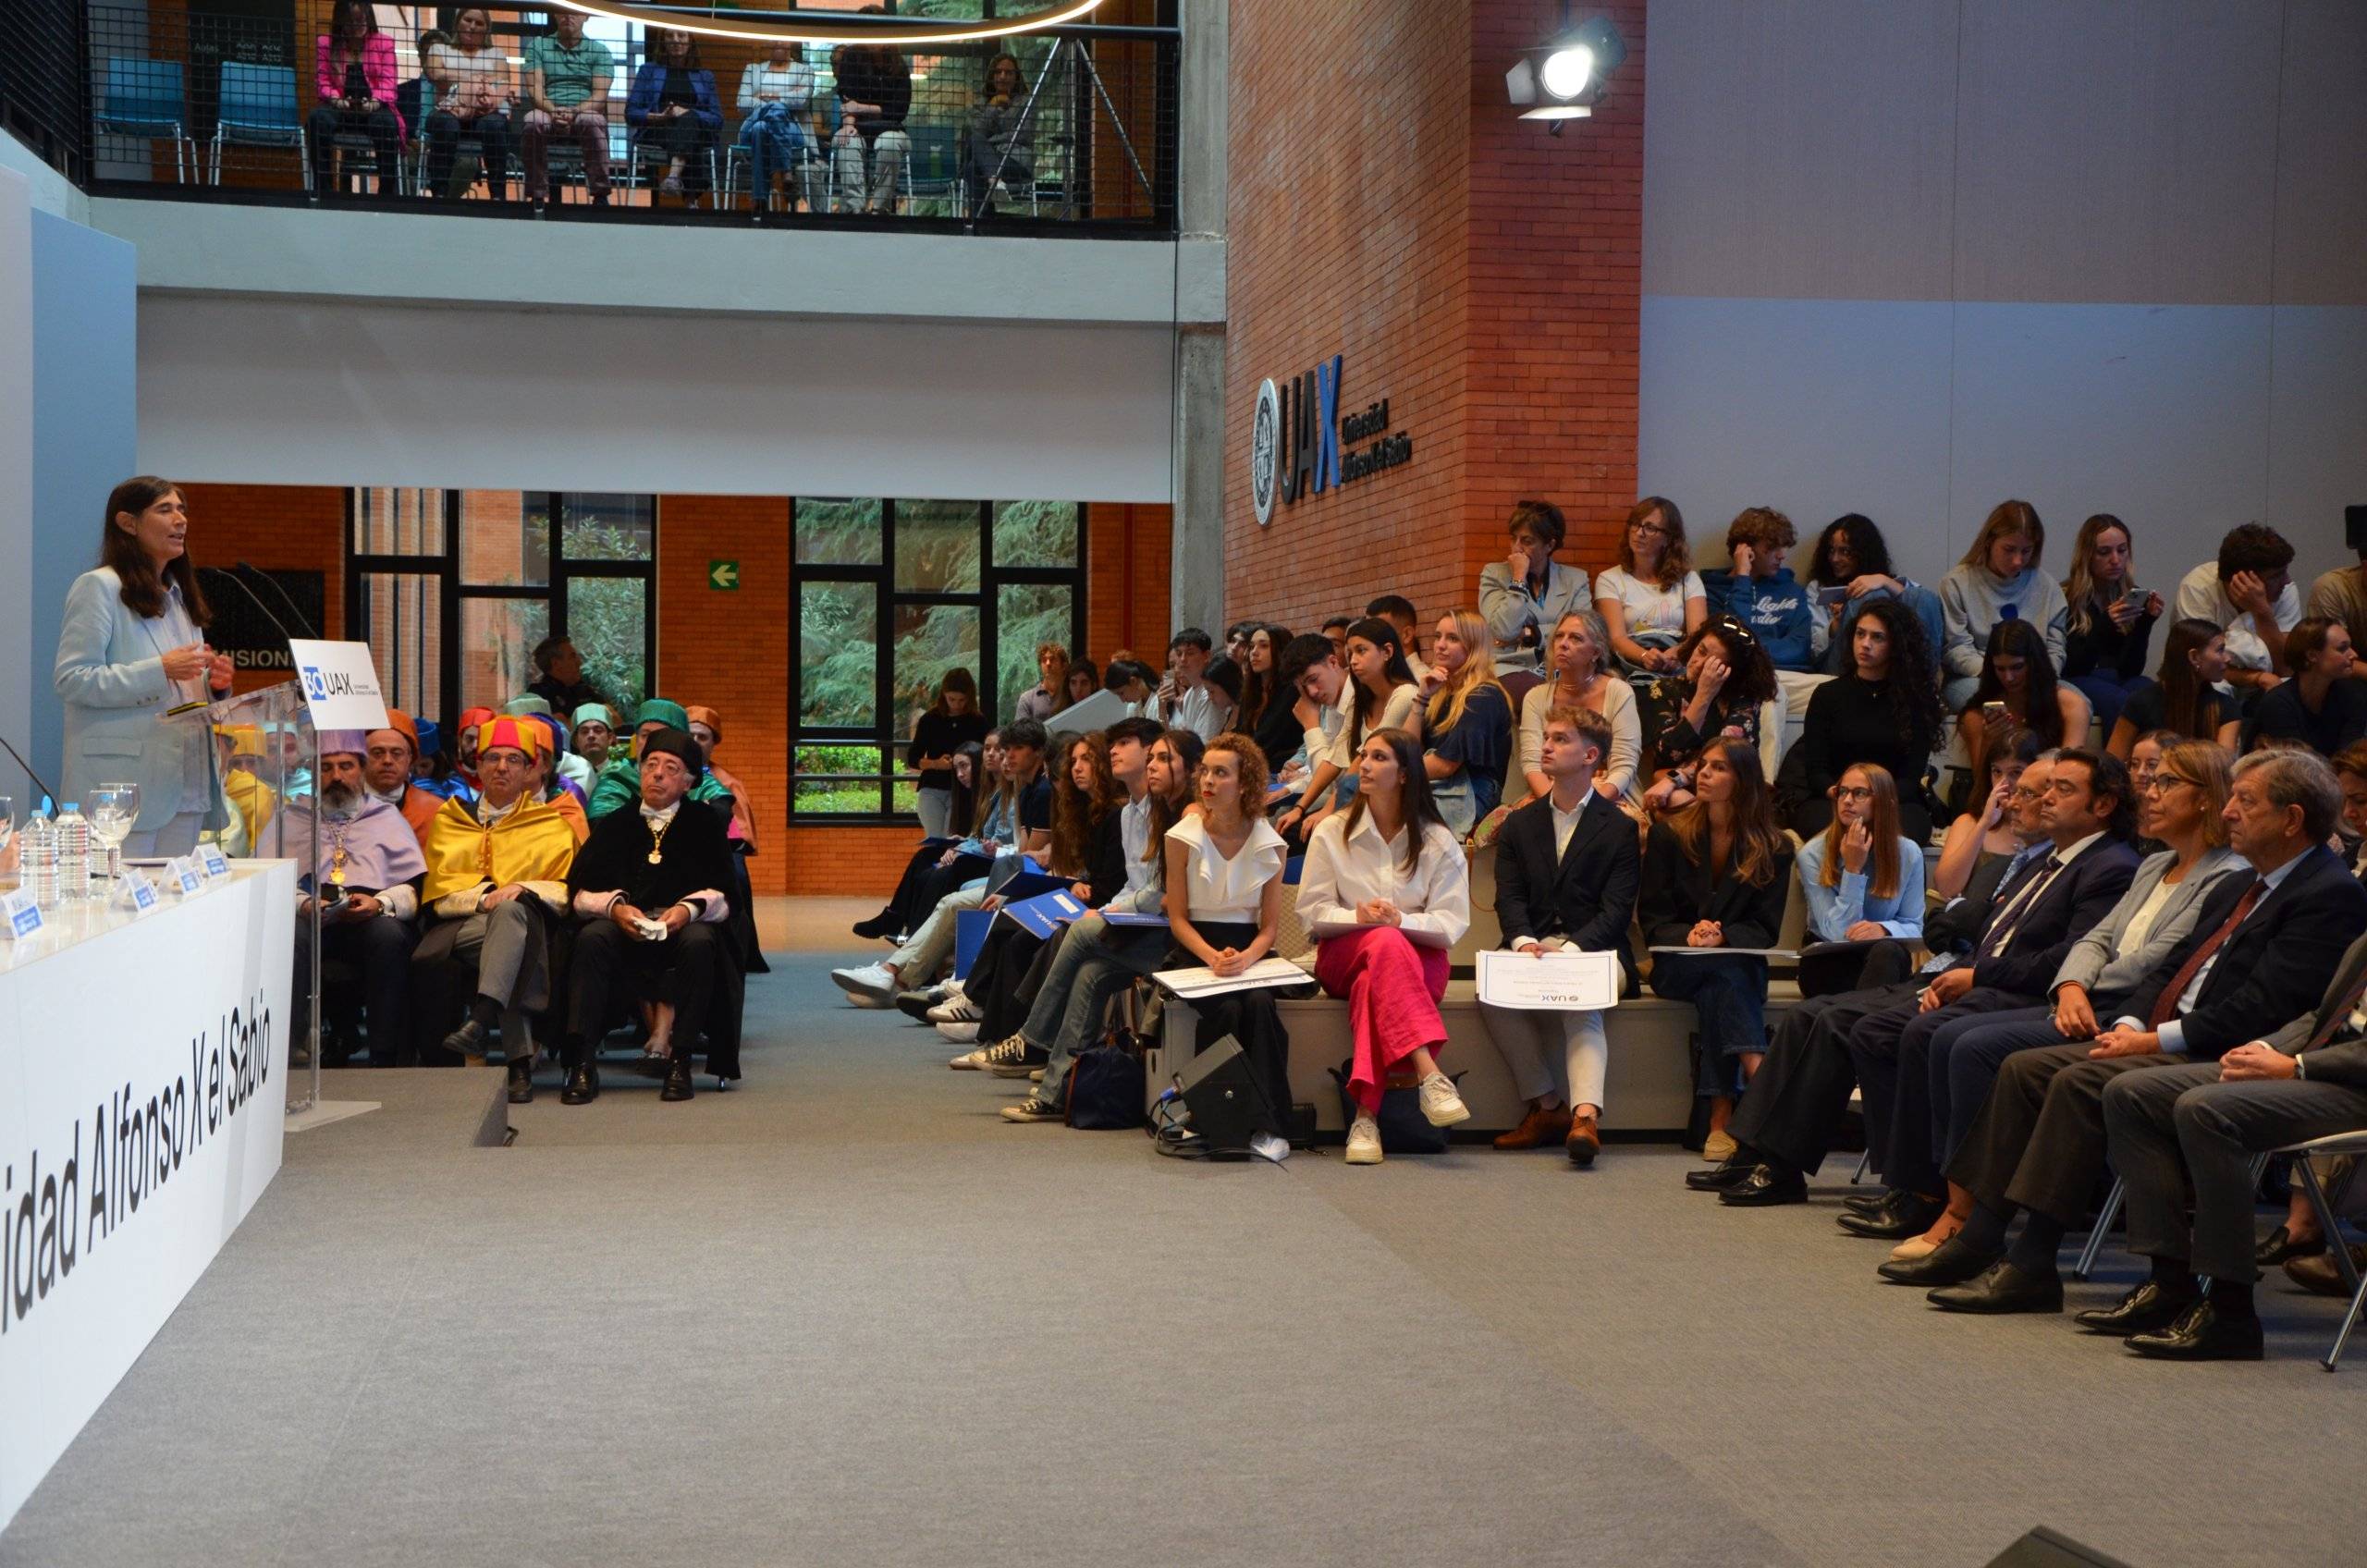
[23, 801, 57, 911]
[55, 802, 91, 903]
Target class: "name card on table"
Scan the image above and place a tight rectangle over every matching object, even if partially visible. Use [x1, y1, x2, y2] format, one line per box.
[2, 888, 43, 940]
[198, 844, 231, 878]
[169, 858, 205, 895]
[123, 869, 159, 913]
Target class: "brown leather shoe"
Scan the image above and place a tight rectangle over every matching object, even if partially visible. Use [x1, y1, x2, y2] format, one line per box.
[2285, 1242, 2367, 1297]
[1565, 1110, 1601, 1167]
[1493, 1105, 1574, 1150]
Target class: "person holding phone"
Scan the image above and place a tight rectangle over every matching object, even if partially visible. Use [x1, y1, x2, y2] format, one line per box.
[1954, 619, 2089, 815]
[55, 477, 236, 858]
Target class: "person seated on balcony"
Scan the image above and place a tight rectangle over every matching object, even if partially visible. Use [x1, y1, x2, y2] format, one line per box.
[628, 29, 722, 202]
[830, 15, 914, 215]
[963, 52, 1036, 214]
[309, 0, 403, 198]
[415, 717, 581, 1102]
[736, 40, 816, 209]
[558, 726, 736, 1106]
[423, 6, 514, 201]
[521, 6, 616, 208]
[570, 703, 617, 775]
[363, 710, 441, 842]
[588, 698, 734, 819]
[287, 733, 425, 1066]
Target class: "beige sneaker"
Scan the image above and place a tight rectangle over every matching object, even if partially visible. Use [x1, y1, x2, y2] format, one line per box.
[1417, 1072, 1471, 1128]
[950, 1045, 993, 1071]
[1345, 1114, 1383, 1165]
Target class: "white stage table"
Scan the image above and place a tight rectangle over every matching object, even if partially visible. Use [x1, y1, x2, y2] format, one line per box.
[0, 862, 294, 1531]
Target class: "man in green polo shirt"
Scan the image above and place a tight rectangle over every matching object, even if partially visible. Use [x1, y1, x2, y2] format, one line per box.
[521, 9, 615, 206]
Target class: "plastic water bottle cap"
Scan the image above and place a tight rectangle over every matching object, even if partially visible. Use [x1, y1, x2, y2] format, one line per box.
[38, 797, 52, 815]
[61, 802, 79, 813]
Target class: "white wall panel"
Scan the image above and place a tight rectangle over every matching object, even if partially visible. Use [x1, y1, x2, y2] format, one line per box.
[0, 170, 31, 782]
[135, 299, 1175, 503]
[2268, 307, 2367, 543]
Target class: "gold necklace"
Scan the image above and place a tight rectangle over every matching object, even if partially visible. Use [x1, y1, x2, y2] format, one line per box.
[646, 811, 671, 865]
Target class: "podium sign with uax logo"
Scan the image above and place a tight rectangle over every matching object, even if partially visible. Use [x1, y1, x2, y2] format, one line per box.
[285, 640, 391, 732]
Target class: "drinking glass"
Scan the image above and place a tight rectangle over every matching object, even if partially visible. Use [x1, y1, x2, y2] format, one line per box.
[0, 794, 15, 888]
[90, 782, 140, 882]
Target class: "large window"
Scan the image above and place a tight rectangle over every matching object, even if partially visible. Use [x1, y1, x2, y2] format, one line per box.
[348, 489, 656, 723]
[793, 498, 1085, 818]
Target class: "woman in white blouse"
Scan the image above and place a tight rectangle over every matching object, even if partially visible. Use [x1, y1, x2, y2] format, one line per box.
[1274, 616, 1421, 840]
[735, 40, 816, 207]
[1512, 608, 1640, 807]
[1297, 728, 1474, 1165]
[1594, 495, 1706, 676]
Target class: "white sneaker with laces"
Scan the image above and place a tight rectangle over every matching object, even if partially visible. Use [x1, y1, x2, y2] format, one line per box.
[950, 1045, 994, 1070]
[936, 1019, 981, 1044]
[930, 996, 983, 1038]
[1345, 1114, 1383, 1165]
[925, 982, 970, 1023]
[829, 962, 898, 1006]
[1418, 1072, 1471, 1128]
[1000, 1096, 1062, 1123]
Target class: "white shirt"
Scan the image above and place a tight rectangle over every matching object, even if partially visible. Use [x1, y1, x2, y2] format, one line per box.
[1171, 683, 1223, 741]
[2116, 875, 2179, 956]
[736, 59, 814, 112]
[1594, 565, 1705, 640]
[1103, 792, 1159, 914]
[1294, 809, 1470, 947]
[2175, 561, 2304, 672]
[1322, 682, 1421, 770]
[2118, 852, 2301, 1051]
[1164, 814, 1287, 925]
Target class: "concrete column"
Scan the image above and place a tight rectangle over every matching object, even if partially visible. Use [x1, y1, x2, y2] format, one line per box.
[1169, 0, 1227, 636]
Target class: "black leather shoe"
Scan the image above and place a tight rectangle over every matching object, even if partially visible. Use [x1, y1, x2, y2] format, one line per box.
[442, 1017, 489, 1060]
[1837, 1193, 1944, 1239]
[2074, 1278, 2200, 1335]
[2124, 1298, 2264, 1361]
[1927, 1259, 2064, 1314]
[661, 1056, 694, 1102]
[506, 1057, 533, 1104]
[1718, 1164, 1807, 1207]
[1686, 1159, 1755, 1193]
[2255, 1225, 2324, 1268]
[851, 911, 898, 940]
[1878, 1235, 2000, 1286]
[1843, 1190, 1891, 1216]
[560, 1063, 600, 1105]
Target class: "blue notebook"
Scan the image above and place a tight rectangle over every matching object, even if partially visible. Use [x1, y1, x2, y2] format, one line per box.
[995, 888, 1090, 938]
[1101, 910, 1171, 928]
[993, 868, 1073, 903]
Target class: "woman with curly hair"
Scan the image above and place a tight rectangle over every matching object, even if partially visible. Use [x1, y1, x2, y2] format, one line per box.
[1786, 596, 1944, 840]
[1641, 616, 1778, 815]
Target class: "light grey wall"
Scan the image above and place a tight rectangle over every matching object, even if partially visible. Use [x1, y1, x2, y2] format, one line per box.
[1637, 0, 2367, 588]
[0, 171, 31, 793]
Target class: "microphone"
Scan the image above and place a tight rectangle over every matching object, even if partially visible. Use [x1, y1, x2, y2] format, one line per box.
[0, 731, 57, 803]
[235, 562, 317, 641]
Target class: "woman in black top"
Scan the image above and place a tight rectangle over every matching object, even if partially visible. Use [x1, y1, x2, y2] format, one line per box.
[629, 29, 721, 200]
[1639, 736, 1794, 1149]
[1641, 616, 1778, 815]
[1954, 618, 2090, 815]
[2059, 513, 2163, 736]
[829, 28, 914, 214]
[909, 668, 988, 839]
[1241, 622, 1306, 774]
[2246, 616, 2367, 756]
[1787, 597, 1942, 842]
[2106, 618, 2241, 758]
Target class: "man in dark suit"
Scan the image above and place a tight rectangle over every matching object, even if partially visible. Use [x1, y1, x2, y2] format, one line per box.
[1479, 705, 1640, 1166]
[1899, 749, 2367, 1312]
[1835, 749, 2141, 1237]
[2096, 925, 2367, 1359]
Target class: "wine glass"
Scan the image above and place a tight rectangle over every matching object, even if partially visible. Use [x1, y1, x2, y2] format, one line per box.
[0, 794, 16, 888]
[89, 783, 140, 883]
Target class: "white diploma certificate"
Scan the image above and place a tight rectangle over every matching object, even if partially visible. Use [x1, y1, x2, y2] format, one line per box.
[1475, 948, 1620, 1011]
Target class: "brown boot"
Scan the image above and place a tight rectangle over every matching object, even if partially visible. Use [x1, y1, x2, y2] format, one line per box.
[1493, 1105, 1574, 1150]
[1565, 1109, 1601, 1167]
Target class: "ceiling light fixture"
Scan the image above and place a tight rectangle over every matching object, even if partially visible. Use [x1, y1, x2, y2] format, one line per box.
[539, 0, 1109, 47]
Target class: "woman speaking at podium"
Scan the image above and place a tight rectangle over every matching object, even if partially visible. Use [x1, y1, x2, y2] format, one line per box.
[53, 477, 236, 857]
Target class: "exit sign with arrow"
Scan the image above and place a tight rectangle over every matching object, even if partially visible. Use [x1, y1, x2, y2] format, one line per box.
[707, 560, 740, 591]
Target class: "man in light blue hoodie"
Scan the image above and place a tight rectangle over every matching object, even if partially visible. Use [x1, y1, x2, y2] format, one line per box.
[1699, 507, 1816, 673]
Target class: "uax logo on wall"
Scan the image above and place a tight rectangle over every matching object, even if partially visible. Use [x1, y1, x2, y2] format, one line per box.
[1251, 354, 1414, 527]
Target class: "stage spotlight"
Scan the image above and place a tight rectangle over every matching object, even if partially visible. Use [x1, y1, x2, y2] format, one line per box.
[1506, 14, 1626, 128]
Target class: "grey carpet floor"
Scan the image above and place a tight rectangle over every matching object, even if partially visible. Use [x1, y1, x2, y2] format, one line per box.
[4, 950, 2359, 1568]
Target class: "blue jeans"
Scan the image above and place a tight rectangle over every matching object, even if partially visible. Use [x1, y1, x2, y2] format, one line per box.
[1650, 952, 1769, 1099]
[738, 102, 806, 191]
[2067, 671, 2141, 738]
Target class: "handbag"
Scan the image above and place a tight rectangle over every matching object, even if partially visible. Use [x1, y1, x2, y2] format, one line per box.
[1066, 1026, 1147, 1131]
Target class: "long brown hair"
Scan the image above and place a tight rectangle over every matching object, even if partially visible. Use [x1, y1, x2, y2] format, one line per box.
[2156, 738, 2234, 849]
[1338, 727, 1449, 873]
[1145, 728, 1205, 861]
[2152, 618, 2226, 741]
[2061, 513, 2132, 638]
[1669, 736, 1783, 887]
[1618, 496, 1692, 589]
[1819, 762, 1903, 900]
[1959, 498, 2044, 574]
[101, 476, 211, 626]
[1047, 733, 1116, 876]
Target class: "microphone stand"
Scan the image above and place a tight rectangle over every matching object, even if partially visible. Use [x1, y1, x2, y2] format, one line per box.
[236, 562, 319, 641]
[199, 565, 323, 1110]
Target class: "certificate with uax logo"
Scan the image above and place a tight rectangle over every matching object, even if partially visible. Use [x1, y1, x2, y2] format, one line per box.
[1476, 948, 1620, 1011]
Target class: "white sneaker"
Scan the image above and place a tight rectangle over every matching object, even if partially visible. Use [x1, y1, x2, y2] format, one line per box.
[1345, 1114, 1383, 1165]
[1250, 1132, 1291, 1164]
[1029, 1068, 1045, 1083]
[829, 962, 898, 1005]
[1418, 1072, 1471, 1128]
[1000, 1096, 1062, 1123]
[936, 1018, 981, 1044]
[930, 996, 983, 1036]
[950, 1045, 993, 1070]
[925, 983, 972, 1023]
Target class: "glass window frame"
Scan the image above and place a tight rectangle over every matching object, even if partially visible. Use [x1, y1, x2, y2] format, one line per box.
[346, 488, 660, 724]
[790, 497, 1086, 822]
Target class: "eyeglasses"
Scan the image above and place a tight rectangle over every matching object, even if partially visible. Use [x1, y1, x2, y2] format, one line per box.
[1628, 521, 1668, 538]
[2143, 774, 2200, 798]
[2006, 785, 2043, 802]
[1834, 786, 1875, 802]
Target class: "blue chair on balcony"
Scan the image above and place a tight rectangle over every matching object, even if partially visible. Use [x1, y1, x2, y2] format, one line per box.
[902, 123, 962, 214]
[93, 57, 192, 184]
[210, 61, 306, 187]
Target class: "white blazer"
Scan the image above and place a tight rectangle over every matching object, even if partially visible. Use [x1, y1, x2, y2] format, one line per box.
[53, 567, 213, 829]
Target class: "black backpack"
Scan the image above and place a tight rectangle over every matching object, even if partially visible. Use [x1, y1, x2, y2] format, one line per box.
[1066, 1030, 1147, 1131]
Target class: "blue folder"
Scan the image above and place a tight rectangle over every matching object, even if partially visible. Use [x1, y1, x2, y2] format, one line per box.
[953, 908, 996, 980]
[995, 888, 1090, 938]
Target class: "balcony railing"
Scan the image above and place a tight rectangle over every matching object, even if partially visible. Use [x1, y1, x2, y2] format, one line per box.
[51, 3, 1178, 232]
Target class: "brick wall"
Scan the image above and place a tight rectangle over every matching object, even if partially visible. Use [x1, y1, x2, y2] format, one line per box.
[1223, 0, 1646, 638]
[174, 482, 346, 694]
[1086, 502, 1171, 662]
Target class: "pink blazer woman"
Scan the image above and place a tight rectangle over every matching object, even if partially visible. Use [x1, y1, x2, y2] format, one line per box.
[315, 33, 405, 141]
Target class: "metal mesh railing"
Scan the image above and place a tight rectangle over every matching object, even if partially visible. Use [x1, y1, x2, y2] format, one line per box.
[74, 4, 1178, 229]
